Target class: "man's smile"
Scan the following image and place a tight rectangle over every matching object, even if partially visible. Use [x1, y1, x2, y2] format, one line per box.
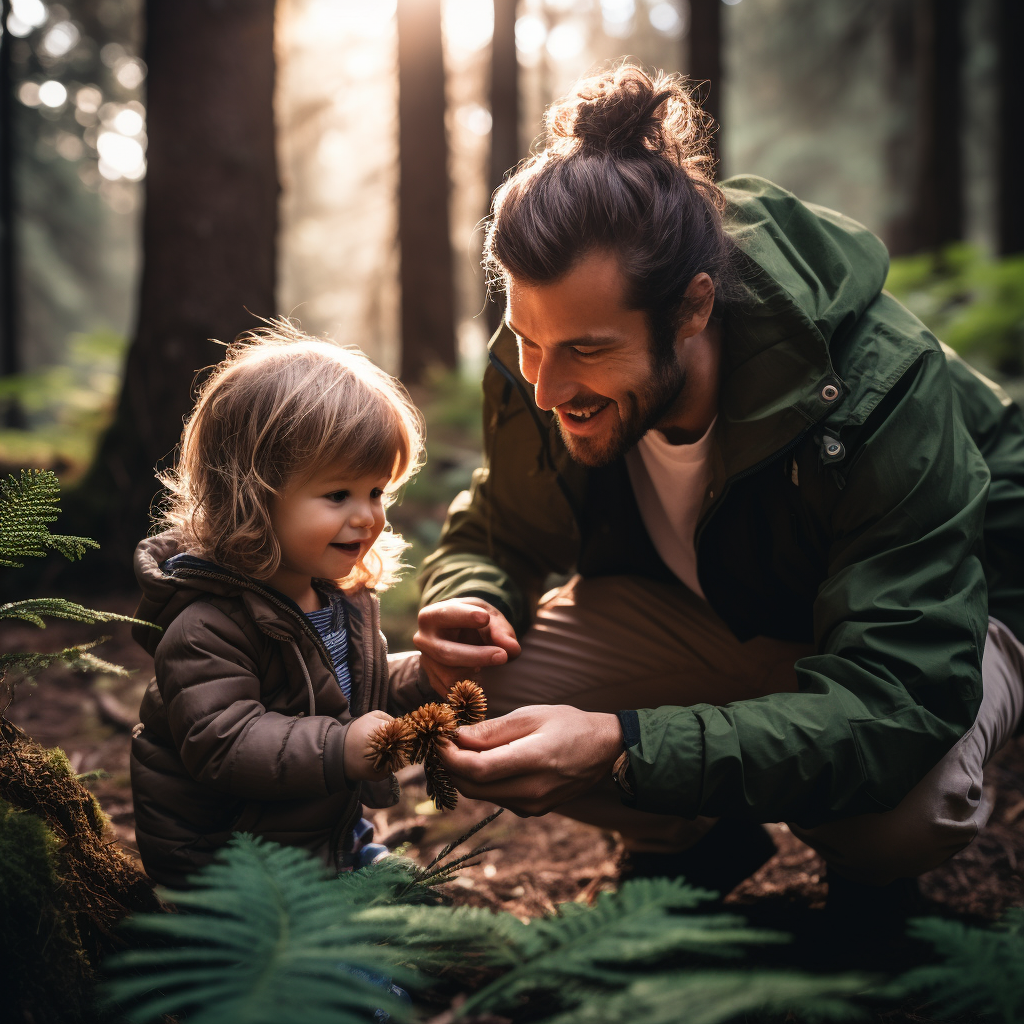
[557, 398, 613, 433]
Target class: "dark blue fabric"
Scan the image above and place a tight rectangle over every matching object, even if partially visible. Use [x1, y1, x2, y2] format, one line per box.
[305, 603, 352, 700]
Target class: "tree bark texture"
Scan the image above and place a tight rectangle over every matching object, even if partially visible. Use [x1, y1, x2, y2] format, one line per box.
[997, 0, 1023, 255]
[1, 0, 20, 396]
[886, 0, 964, 255]
[687, 0, 722, 173]
[486, 0, 519, 336]
[397, 0, 456, 382]
[65, 0, 278, 584]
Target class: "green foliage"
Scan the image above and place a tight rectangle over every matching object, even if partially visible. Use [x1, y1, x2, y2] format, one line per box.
[0, 797, 96, 1021]
[0, 637, 132, 680]
[0, 468, 98, 566]
[543, 969, 871, 1024]
[0, 596, 149, 629]
[891, 909, 1024, 1024]
[886, 245, 1024, 375]
[0, 467, 151, 681]
[104, 837, 433, 1024]
[104, 832, 876, 1024]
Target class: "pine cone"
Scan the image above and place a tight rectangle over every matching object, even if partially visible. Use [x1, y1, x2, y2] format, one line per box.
[366, 717, 414, 773]
[447, 679, 487, 726]
[424, 752, 459, 811]
[407, 703, 459, 765]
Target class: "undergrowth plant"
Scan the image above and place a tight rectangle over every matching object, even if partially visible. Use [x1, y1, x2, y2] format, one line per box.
[103, 830, 877, 1024]
[890, 908, 1024, 1024]
[1, 468, 147, 679]
[0, 467, 159, 1023]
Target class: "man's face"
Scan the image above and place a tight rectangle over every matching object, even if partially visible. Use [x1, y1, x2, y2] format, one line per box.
[506, 251, 689, 467]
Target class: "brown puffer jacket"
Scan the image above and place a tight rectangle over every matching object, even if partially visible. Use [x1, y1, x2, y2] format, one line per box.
[130, 532, 433, 887]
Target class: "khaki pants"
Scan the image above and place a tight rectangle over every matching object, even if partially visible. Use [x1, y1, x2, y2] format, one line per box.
[470, 575, 1024, 885]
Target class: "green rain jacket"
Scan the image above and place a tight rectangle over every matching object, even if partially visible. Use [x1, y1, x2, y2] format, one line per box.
[420, 176, 1024, 828]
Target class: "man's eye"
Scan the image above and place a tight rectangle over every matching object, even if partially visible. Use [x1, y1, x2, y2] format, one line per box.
[326, 491, 349, 503]
[572, 347, 600, 358]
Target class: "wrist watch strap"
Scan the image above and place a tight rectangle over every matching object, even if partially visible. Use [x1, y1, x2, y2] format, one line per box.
[611, 750, 634, 796]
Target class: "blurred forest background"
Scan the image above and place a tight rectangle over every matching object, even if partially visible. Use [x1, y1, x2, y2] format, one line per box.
[1, 0, 1023, 642]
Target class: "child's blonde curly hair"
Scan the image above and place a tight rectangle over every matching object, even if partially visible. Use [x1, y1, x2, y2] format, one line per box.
[156, 322, 424, 591]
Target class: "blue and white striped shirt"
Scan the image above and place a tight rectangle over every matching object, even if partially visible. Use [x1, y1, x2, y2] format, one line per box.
[304, 602, 353, 702]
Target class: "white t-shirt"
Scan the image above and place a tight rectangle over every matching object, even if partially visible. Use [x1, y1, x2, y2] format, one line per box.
[625, 418, 716, 598]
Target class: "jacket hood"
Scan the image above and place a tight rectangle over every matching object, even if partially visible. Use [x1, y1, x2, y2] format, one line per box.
[714, 175, 895, 475]
[133, 532, 357, 658]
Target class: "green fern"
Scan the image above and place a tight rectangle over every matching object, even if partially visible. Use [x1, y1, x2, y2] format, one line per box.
[542, 969, 872, 1024]
[104, 833, 876, 1024]
[0, 639, 132, 680]
[0, 469, 98, 567]
[102, 836, 420, 1024]
[451, 877, 790, 1017]
[0, 597, 150, 629]
[891, 909, 1024, 1023]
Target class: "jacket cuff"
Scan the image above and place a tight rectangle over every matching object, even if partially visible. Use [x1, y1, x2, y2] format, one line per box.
[623, 706, 707, 817]
[323, 719, 353, 794]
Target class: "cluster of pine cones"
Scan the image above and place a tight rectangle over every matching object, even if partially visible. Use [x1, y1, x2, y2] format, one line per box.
[366, 680, 487, 811]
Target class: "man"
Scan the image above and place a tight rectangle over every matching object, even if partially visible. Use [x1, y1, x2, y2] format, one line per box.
[406, 65, 1024, 903]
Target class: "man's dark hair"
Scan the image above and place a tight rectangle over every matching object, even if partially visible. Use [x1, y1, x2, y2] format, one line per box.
[484, 64, 736, 358]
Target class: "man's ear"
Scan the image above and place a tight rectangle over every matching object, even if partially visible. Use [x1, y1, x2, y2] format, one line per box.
[678, 273, 716, 337]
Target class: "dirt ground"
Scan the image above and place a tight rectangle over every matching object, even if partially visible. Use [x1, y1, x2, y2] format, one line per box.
[4, 596, 1024, 961]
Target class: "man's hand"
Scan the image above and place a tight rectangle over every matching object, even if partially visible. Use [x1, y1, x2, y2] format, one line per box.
[414, 598, 522, 696]
[343, 710, 394, 783]
[437, 705, 624, 816]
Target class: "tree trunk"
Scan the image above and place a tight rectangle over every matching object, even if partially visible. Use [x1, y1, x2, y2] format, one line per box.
[397, 0, 457, 382]
[687, 0, 722, 173]
[63, 0, 278, 586]
[0, 0, 23, 427]
[886, 0, 964, 255]
[997, 0, 1023, 255]
[486, 0, 519, 336]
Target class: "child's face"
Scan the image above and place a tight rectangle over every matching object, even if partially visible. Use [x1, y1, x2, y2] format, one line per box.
[267, 458, 390, 600]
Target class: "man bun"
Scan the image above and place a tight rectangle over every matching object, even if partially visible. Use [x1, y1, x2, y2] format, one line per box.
[544, 65, 718, 196]
[485, 62, 735, 350]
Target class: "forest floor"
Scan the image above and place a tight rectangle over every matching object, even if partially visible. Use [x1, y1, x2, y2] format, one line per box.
[4, 596, 1024, 1012]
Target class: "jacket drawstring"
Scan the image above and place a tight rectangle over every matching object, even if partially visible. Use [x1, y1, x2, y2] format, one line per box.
[289, 639, 316, 717]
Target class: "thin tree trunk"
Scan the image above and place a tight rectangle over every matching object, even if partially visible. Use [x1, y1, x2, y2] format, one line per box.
[997, 0, 1023, 255]
[0, 0, 23, 427]
[886, 0, 964, 255]
[397, 0, 456, 382]
[486, 0, 519, 336]
[687, 0, 722, 173]
[63, 0, 278, 585]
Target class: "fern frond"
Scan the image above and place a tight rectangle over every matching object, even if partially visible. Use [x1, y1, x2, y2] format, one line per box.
[892, 912, 1024, 1024]
[0, 639, 131, 680]
[0, 470, 98, 566]
[541, 969, 874, 1024]
[102, 835, 418, 1024]
[458, 877, 787, 1016]
[0, 598, 151, 630]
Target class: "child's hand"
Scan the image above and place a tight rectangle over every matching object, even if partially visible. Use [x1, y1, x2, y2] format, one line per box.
[344, 711, 395, 784]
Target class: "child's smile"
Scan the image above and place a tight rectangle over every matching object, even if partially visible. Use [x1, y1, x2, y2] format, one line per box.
[267, 459, 391, 611]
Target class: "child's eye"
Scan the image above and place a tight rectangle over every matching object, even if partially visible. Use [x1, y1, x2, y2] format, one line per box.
[371, 488, 384, 500]
[326, 490, 349, 503]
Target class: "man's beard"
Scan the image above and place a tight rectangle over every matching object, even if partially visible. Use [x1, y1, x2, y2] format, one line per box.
[556, 356, 686, 468]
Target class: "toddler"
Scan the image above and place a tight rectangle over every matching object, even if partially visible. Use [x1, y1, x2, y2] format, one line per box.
[130, 325, 431, 887]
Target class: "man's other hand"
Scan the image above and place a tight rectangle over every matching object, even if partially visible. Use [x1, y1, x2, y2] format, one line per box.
[414, 598, 522, 695]
[437, 705, 624, 816]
